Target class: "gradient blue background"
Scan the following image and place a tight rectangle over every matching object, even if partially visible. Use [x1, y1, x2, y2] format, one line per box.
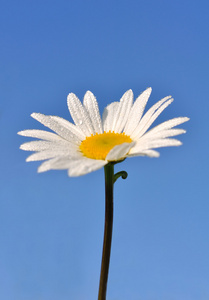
[1, 0, 208, 299]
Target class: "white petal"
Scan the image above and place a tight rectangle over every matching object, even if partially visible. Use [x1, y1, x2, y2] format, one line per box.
[124, 87, 152, 135]
[38, 157, 62, 173]
[102, 102, 120, 132]
[20, 140, 71, 151]
[17, 129, 63, 142]
[83, 91, 103, 134]
[49, 156, 81, 169]
[105, 90, 133, 133]
[131, 138, 182, 152]
[106, 142, 135, 161]
[149, 138, 182, 148]
[26, 147, 78, 161]
[21, 141, 56, 151]
[67, 93, 94, 136]
[128, 149, 160, 157]
[31, 113, 81, 143]
[51, 116, 85, 140]
[67, 158, 107, 177]
[140, 128, 186, 140]
[131, 97, 173, 139]
[113, 89, 133, 133]
[26, 150, 58, 161]
[144, 117, 190, 134]
[37, 154, 82, 172]
[38, 156, 106, 175]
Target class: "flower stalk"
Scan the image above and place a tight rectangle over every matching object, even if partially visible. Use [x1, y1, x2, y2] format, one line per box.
[98, 164, 128, 300]
[98, 163, 114, 300]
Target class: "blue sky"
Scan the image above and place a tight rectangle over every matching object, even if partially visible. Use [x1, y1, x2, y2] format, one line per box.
[1, 0, 209, 299]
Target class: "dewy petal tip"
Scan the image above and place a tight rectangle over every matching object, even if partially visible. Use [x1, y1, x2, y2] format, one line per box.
[17, 130, 23, 136]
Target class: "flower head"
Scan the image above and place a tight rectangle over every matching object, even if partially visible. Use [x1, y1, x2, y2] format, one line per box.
[18, 88, 189, 176]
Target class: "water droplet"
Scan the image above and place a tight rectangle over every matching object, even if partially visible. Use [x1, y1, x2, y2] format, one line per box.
[79, 120, 83, 125]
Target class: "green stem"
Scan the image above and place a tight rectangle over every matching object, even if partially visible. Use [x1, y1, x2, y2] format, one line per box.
[98, 163, 114, 300]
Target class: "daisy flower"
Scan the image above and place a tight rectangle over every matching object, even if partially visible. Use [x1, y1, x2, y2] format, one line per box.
[18, 88, 189, 300]
[18, 88, 189, 176]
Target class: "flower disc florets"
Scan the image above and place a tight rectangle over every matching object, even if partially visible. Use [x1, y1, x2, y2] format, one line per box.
[80, 131, 132, 160]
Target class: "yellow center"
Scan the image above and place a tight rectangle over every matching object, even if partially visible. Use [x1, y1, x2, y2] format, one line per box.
[79, 131, 132, 160]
